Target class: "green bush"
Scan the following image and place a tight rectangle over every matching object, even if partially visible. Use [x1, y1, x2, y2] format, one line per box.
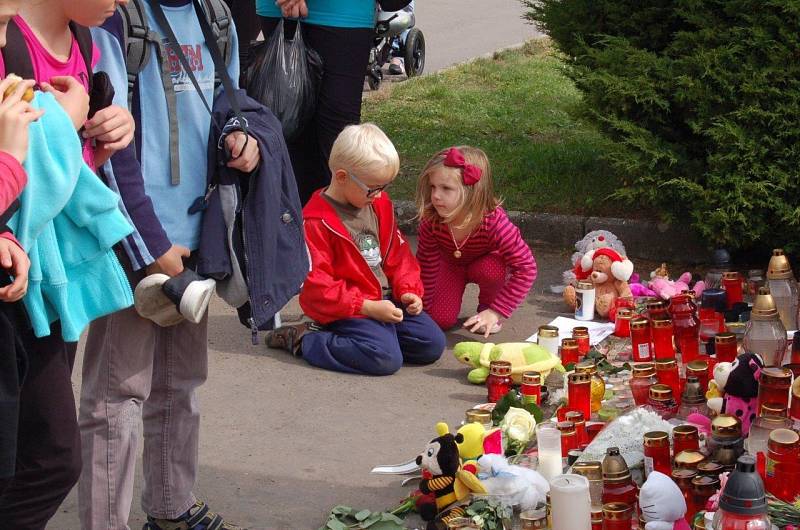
[524, 0, 800, 251]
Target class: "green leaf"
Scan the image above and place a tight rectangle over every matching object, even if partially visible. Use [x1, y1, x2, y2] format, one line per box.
[331, 506, 355, 516]
[355, 510, 371, 522]
[325, 519, 348, 530]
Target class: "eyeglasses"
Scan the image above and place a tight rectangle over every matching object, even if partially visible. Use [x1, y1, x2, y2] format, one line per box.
[349, 172, 391, 198]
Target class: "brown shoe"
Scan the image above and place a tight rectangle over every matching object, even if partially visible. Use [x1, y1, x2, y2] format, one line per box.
[264, 323, 313, 356]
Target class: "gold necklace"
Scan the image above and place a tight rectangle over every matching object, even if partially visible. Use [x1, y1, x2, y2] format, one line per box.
[448, 225, 474, 259]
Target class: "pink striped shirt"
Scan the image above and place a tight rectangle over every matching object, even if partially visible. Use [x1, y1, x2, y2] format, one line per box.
[416, 207, 537, 318]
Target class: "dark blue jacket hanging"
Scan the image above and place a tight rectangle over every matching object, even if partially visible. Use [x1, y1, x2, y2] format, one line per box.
[198, 88, 308, 341]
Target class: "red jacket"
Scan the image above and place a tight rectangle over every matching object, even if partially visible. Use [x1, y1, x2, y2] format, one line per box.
[299, 190, 424, 324]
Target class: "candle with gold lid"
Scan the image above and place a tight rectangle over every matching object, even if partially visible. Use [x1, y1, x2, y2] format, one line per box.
[674, 450, 706, 470]
[537, 325, 560, 356]
[744, 287, 787, 366]
[766, 248, 798, 330]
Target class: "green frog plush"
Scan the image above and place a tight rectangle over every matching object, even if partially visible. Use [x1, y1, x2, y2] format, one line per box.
[453, 342, 564, 384]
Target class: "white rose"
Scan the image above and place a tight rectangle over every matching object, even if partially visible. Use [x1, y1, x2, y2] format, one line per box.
[500, 407, 536, 443]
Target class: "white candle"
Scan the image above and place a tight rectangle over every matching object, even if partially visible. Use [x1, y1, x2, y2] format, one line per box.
[536, 424, 563, 481]
[550, 474, 591, 530]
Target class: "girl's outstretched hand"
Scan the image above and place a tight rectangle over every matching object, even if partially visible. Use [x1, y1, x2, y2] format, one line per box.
[0, 78, 44, 163]
[464, 308, 502, 339]
[400, 292, 423, 315]
[41, 76, 89, 130]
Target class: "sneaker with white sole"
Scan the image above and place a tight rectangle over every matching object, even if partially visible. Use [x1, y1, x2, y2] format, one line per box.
[134, 273, 185, 327]
[163, 270, 216, 324]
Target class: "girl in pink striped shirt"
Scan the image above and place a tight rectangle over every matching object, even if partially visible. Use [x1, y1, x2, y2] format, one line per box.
[415, 146, 537, 337]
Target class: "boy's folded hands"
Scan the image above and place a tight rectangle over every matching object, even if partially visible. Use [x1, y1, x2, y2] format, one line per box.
[361, 299, 404, 324]
[400, 292, 422, 316]
[83, 105, 135, 151]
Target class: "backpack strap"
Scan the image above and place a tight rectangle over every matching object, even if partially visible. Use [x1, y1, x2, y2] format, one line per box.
[201, 0, 233, 88]
[119, 0, 154, 111]
[1, 20, 35, 80]
[69, 22, 94, 95]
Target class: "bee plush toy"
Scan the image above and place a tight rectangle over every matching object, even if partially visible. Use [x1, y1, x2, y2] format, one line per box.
[416, 431, 486, 530]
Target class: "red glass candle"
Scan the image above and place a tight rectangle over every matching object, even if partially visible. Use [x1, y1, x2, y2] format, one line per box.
[568, 372, 592, 421]
[648, 384, 678, 419]
[655, 358, 681, 405]
[766, 428, 800, 502]
[613, 308, 633, 338]
[566, 410, 588, 447]
[669, 294, 700, 364]
[686, 360, 709, 394]
[486, 360, 513, 403]
[601, 503, 632, 530]
[630, 318, 653, 362]
[757, 367, 792, 416]
[722, 271, 743, 309]
[714, 332, 738, 363]
[557, 421, 577, 457]
[560, 338, 580, 366]
[591, 509, 603, 530]
[671, 469, 697, 525]
[573, 327, 591, 356]
[791, 332, 800, 365]
[629, 363, 657, 406]
[691, 475, 719, 518]
[601, 482, 638, 510]
[651, 318, 675, 360]
[673, 425, 700, 455]
[521, 371, 542, 406]
[791, 383, 800, 421]
[643, 431, 671, 477]
[646, 300, 669, 321]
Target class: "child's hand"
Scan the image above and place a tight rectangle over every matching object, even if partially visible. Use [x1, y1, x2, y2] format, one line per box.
[83, 105, 135, 152]
[464, 308, 502, 338]
[400, 292, 423, 316]
[225, 132, 260, 173]
[41, 76, 89, 130]
[146, 244, 190, 278]
[361, 299, 404, 324]
[0, 238, 29, 302]
[0, 78, 44, 164]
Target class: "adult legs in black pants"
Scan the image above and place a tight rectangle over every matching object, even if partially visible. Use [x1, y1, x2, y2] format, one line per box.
[260, 17, 373, 205]
[222, 0, 262, 69]
[0, 322, 81, 530]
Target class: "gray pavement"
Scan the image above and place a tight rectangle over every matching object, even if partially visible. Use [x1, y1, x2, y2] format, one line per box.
[50, 244, 571, 530]
[415, 0, 544, 73]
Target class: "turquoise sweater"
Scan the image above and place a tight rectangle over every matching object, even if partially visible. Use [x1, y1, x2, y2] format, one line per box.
[9, 92, 134, 341]
[256, 0, 375, 28]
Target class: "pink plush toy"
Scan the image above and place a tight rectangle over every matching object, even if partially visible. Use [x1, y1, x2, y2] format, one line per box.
[630, 273, 657, 297]
[639, 471, 692, 530]
[649, 272, 705, 300]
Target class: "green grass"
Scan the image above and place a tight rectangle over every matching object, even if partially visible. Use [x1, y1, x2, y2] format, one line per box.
[361, 40, 623, 215]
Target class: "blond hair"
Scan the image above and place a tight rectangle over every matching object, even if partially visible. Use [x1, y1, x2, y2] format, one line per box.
[328, 123, 400, 180]
[416, 146, 500, 229]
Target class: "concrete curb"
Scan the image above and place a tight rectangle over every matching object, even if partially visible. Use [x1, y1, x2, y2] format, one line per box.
[393, 200, 709, 264]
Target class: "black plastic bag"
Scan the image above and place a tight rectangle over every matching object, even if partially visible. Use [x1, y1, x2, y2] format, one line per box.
[244, 20, 322, 142]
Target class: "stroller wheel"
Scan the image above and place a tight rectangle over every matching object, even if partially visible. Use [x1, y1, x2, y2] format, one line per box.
[404, 28, 425, 77]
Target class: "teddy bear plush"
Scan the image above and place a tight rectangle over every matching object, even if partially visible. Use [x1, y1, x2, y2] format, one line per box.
[563, 248, 634, 318]
[706, 353, 764, 435]
[639, 471, 691, 530]
[416, 432, 486, 530]
[562, 230, 627, 287]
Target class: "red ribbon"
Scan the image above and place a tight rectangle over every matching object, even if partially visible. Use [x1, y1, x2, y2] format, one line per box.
[443, 147, 482, 186]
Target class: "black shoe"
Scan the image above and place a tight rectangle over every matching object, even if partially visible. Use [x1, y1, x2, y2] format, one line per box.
[143, 500, 245, 530]
[388, 62, 404, 75]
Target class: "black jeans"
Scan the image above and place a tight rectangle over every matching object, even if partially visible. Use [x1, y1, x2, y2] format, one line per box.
[0, 290, 27, 482]
[0, 321, 81, 530]
[259, 17, 373, 205]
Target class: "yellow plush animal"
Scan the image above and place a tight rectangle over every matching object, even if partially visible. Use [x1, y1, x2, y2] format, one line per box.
[453, 342, 564, 384]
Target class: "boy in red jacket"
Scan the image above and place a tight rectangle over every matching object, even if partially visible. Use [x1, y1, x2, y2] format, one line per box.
[266, 123, 445, 375]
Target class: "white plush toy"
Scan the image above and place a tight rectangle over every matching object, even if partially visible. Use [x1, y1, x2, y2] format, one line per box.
[639, 471, 692, 530]
[562, 230, 628, 287]
[476, 454, 549, 511]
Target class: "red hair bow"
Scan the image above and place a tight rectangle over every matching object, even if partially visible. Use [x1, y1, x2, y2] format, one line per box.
[443, 147, 482, 186]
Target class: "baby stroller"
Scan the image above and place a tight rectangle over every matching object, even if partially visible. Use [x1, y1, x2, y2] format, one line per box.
[366, 8, 425, 90]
